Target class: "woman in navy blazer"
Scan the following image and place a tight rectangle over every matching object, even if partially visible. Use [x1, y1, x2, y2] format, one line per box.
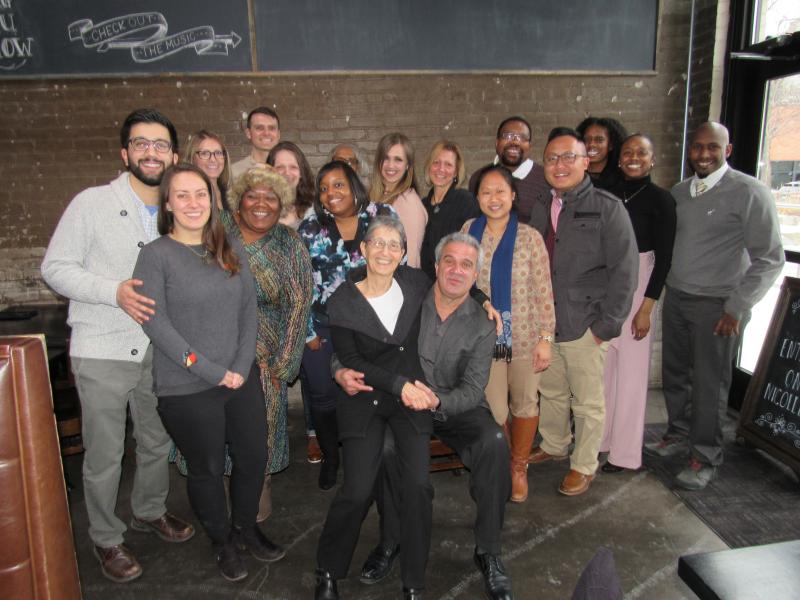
[314, 215, 433, 600]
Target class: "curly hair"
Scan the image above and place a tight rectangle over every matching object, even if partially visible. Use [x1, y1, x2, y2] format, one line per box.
[229, 165, 294, 217]
[576, 116, 628, 178]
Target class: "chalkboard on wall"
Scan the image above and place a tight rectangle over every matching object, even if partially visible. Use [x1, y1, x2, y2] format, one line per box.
[255, 0, 658, 71]
[0, 0, 251, 76]
[738, 276, 800, 474]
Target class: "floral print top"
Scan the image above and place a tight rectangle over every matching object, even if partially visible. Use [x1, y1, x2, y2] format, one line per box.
[298, 202, 396, 339]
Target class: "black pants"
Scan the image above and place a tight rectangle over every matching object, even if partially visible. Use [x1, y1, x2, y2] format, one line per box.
[157, 363, 267, 544]
[300, 324, 339, 412]
[380, 406, 510, 555]
[316, 399, 433, 588]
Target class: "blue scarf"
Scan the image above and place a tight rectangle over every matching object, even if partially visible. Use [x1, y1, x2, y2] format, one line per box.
[469, 212, 517, 353]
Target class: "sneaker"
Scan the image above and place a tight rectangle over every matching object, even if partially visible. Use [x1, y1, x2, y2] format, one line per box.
[643, 437, 688, 459]
[235, 525, 286, 562]
[675, 458, 716, 490]
[216, 539, 248, 582]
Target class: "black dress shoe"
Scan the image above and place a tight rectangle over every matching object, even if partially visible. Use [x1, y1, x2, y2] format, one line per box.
[215, 538, 248, 582]
[234, 525, 286, 562]
[601, 462, 626, 473]
[319, 458, 339, 491]
[359, 543, 400, 584]
[314, 568, 339, 600]
[403, 587, 424, 599]
[474, 548, 513, 600]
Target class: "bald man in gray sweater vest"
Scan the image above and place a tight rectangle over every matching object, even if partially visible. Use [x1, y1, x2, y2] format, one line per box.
[647, 122, 784, 490]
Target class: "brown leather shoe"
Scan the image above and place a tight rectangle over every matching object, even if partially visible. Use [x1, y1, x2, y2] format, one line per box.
[558, 470, 596, 496]
[307, 435, 323, 464]
[93, 544, 142, 583]
[130, 512, 195, 543]
[528, 446, 568, 464]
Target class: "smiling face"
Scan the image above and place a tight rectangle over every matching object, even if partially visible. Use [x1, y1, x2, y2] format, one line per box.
[478, 170, 515, 222]
[619, 136, 654, 180]
[688, 124, 732, 178]
[381, 144, 409, 188]
[167, 171, 212, 239]
[237, 185, 281, 241]
[435, 241, 480, 301]
[495, 120, 531, 169]
[319, 167, 358, 218]
[583, 124, 610, 169]
[273, 149, 301, 190]
[429, 149, 458, 189]
[543, 135, 590, 193]
[245, 113, 280, 153]
[332, 146, 360, 171]
[122, 122, 177, 187]
[192, 137, 225, 182]
[361, 225, 405, 278]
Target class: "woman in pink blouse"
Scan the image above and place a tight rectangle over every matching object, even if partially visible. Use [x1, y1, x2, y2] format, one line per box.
[462, 165, 555, 503]
[369, 133, 427, 268]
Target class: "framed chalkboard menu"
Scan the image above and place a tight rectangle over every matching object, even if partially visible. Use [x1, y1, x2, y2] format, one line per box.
[738, 276, 800, 474]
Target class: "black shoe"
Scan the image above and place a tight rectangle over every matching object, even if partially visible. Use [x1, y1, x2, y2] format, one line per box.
[314, 568, 339, 600]
[359, 543, 400, 584]
[474, 548, 513, 600]
[403, 587, 424, 599]
[601, 462, 626, 473]
[234, 525, 286, 562]
[319, 457, 339, 491]
[216, 538, 248, 582]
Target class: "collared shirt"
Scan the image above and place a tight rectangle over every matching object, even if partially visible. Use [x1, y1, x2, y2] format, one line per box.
[126, 174, 159, 242]
[494, 156, 534, 180]
[550, 190, 563, 232]
[691, 163, 728, 197]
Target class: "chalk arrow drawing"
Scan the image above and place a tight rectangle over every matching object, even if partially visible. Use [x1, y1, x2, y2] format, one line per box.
[68, 12, 241, 63]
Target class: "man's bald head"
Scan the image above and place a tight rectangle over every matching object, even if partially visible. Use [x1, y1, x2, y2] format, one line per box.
[688, 121, 732, 177]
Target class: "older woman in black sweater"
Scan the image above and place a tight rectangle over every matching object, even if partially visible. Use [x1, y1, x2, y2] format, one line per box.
[314, 215, 433, 600]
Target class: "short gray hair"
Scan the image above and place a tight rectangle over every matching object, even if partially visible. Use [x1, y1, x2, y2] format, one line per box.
[434, 232, 483, 272]
[328, 143, 370, 181]
[365, 215, 407, 249]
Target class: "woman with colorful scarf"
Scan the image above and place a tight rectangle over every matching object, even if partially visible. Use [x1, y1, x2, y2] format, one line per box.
[462, 165, 555, 503]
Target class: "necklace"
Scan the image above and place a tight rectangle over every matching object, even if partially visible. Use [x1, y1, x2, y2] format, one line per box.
[623, 183, 648, 203]
[184, 244, 208, 258]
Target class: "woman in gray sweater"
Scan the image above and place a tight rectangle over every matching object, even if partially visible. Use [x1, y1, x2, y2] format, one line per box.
[133, 163, 282, 582]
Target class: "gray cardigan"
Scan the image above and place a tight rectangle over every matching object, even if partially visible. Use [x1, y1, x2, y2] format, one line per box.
[41, 172, 154, 361]
[133, 235, 257, 396]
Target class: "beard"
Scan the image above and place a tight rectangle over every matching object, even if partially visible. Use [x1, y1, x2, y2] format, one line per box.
[500, 146, 524, 168]
[129, 160, 166, 187]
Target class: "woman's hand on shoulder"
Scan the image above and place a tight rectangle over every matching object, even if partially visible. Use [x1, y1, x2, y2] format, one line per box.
[482, 301, 503, 335]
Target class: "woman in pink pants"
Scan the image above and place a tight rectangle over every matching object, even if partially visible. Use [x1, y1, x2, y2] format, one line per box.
[601, 134, 676, 472]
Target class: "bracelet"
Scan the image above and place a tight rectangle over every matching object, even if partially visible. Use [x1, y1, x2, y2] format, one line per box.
[538, 334, 554, 343]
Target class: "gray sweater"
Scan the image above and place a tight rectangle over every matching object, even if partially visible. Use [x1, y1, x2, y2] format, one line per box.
[667, 168, 785, 319]
[133, 235, 257, 396]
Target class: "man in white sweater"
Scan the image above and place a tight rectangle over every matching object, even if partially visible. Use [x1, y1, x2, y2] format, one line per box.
[41, 108, 194, 583]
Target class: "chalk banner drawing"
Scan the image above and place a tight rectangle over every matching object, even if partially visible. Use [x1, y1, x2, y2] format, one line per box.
[68, 12, 241, 63]
[0, 0, 34, 71]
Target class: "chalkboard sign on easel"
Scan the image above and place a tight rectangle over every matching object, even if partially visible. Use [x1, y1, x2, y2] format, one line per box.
[738, 276, 800, 475]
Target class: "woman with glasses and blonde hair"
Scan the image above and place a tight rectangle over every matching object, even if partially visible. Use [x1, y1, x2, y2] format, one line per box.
[182, 130, 232, 210]
[419, 140, 480, 280]
[369, 133, 427, 268]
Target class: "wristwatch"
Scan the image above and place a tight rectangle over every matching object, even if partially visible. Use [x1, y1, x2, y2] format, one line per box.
[538, 334, 554, 343]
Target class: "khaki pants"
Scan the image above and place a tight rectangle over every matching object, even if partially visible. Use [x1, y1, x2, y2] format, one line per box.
[485, 357, 541, 425]
[538, 329, 609, 475]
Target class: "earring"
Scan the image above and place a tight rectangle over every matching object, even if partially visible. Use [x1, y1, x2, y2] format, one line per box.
[453, 177, 458, 185]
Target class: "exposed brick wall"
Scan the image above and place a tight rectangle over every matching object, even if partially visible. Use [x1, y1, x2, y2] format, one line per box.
[0, 0, 718, 385]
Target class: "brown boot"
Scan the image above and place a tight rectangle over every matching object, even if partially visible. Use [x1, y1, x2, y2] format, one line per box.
[257, 474, 272, 523]
[526, 416, 540, 462]
[510, 417, 538, 503]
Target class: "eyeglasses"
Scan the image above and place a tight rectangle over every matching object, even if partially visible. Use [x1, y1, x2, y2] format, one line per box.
[334, 156, 359, 168]
[499, 132, 530, 143]
[129, 137, 172, 153]
[195, 149, 225, 161]
[543, 152, 586, 166]
[366, 238, 404, 252]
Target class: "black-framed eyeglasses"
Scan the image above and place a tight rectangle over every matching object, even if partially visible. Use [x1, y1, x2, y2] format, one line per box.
[195, 149, 225, 161]
[129, 137, 172, 153]
[543, 152, 586, 166]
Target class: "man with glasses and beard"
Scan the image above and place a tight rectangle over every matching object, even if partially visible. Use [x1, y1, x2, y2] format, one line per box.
[468, 116, 550, 223]
[527, 127, 638, 497]
[42, 108, 194, 583]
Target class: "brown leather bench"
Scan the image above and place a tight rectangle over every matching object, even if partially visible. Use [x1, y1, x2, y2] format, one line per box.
[0, 336, 81, 599]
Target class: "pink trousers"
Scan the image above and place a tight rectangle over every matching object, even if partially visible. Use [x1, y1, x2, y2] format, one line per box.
[600, 251, 655, 469]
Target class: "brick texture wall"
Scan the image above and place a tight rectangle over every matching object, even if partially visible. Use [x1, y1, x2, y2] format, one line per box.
[0, 0, 717, 384]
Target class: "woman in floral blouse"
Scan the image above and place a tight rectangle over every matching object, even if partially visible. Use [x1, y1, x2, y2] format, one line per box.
[298, 161, 395, 490]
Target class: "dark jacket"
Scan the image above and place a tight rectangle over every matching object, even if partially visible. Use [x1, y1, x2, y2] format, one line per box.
[327, 265, 433, 439]
[529, 175, 638, 343]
